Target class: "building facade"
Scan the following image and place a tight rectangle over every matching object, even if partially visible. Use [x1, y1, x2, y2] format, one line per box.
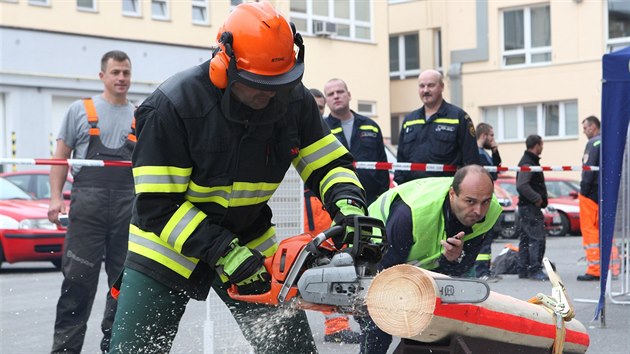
[388, 0, 630, 177]
[1, 0, 629, 177]
[0, 0, 390, 167]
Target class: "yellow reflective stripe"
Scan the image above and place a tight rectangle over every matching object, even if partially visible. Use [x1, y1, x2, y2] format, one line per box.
[433, 118, 459, 124]
[244, 227, 279, 257]
[229, 182, 279, 207]
[293, 134, 347, 182]
[128, 224, 199, 278]
[161, 201, 206, 253]
[359, 125, 379, 133]
[133, 166, 192, 194]
[476, 254, 491, 261]
[403, 119, 425, 129]
[319, 167, 363, 202]
[185, 180, 231, 206]
[330, 127, 342, 134]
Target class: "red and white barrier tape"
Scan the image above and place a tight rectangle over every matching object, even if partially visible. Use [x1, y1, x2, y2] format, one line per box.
[1, 158, 599, 172]
[355, 161, 599, 172]
[0, 158, 131, 167]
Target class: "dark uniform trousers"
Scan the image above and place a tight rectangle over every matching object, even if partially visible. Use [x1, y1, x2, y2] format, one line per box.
[516, 204, 546, 276]
[52, 186, 134, 353]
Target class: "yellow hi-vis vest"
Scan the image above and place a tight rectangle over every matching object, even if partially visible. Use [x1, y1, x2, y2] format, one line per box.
[368, 177, 502, 270]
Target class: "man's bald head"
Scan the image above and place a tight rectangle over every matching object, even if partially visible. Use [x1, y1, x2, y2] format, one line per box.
[449, 165, 495, 226]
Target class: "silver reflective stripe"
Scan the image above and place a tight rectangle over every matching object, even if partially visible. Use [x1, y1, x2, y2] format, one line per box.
[129, 232, 197, 273]
[135, 174, 189, 186]
[252, 235, 277, 254]
[294, 139, 344, 175]
[167, 206, 200, 246]
[230, 188, 275, 200]
[185, 188, 231, 200]
[319, 169, 359, 195]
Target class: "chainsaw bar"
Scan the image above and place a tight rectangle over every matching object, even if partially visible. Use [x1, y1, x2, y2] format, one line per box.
[434, 278, 490, 303]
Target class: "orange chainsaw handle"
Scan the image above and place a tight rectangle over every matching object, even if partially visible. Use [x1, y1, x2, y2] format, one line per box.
[227, 257, 299, 305]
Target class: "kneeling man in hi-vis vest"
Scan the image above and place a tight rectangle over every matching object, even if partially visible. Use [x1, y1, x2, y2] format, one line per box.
[358, 164, 502, 354]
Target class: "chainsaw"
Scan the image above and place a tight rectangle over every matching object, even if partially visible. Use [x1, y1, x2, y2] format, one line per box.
[228, 216, 491, 315]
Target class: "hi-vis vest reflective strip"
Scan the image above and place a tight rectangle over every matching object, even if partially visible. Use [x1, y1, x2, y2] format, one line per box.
[369, 177, 501, 270]
[129, 224, 200, 278]
[292, 134, 363, 204]
[82, 98, 136, 141]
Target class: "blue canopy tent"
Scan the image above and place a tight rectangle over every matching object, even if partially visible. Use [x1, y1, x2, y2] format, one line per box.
[597, 46, 630, 319]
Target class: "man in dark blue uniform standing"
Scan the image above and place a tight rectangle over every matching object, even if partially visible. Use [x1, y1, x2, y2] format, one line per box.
[324, 78, 390, 205]
[394, 69, 479, 184]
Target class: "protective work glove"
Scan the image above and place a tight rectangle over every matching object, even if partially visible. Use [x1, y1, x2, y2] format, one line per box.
[332, 198, 368, 248]
[216, 239, 271, 295]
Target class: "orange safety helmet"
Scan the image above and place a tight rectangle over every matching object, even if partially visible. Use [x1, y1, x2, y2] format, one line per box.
[210, 1, 305, 91]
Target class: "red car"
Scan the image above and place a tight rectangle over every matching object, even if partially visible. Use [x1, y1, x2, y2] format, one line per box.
[493, 183, 517, 239]
[543, 177, 581, 236]
[0, 169, 73, 203]
[496, 175, 574, 236]
[0, 177, 66, 269]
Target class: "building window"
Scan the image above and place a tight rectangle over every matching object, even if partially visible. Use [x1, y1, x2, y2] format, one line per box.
[123, 0, 141, 17]
[389, 33, 419, 80]
[434, 29, 442, 72]
[28, 0, 50, 6]
[502, 4, 551, 67]
[290, 0, 373, 41]
[151, 0, 169, 20]
[357, 101, 376, 117]
[192, 0, 208, 25]
[483, 101, 578, 142]
[607, 0, 630, 52]
[77, 0, 95, 11]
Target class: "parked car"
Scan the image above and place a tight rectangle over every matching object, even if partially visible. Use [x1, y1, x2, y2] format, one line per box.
[1, 170, 73, 204]
[496, 175, 575, 236]
[493, 183, 517, 239]
[0, 177, 66, 269]
[544, 177, 581, 236]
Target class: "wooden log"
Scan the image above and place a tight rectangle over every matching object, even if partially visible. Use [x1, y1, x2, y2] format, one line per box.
[366, 264, 589, 353]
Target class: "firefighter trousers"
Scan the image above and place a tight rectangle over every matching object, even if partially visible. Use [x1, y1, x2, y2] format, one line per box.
[579, 194, 620, 276]
[108, 268, 318, 354]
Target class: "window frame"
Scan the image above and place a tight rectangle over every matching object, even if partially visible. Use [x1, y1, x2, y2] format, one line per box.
[357, 101, 376, 117]
[606, 0, 630, 52]
[122, 0, 142, 18]
[483, 100, 579, 143]
[389, 32, 420, 80]
[77, 0, 96, 12]
[501, 4, 551, 68]
[192, 0, 209, 25]
[28, 0, 50, 6]
[289, 0, 373, 42]
[151, 0, 169, 21]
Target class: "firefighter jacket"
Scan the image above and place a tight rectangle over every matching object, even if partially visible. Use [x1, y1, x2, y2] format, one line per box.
[394, 100, 479, 184]
[324, 112, 390, 205]
[368, 177, 501, 275]
[516, 150, 548, 208]
[128, 61, 366, 299]
[580, 134, 600, 202]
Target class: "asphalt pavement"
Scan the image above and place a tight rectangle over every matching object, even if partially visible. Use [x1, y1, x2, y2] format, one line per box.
[1, 235, 628, 354]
